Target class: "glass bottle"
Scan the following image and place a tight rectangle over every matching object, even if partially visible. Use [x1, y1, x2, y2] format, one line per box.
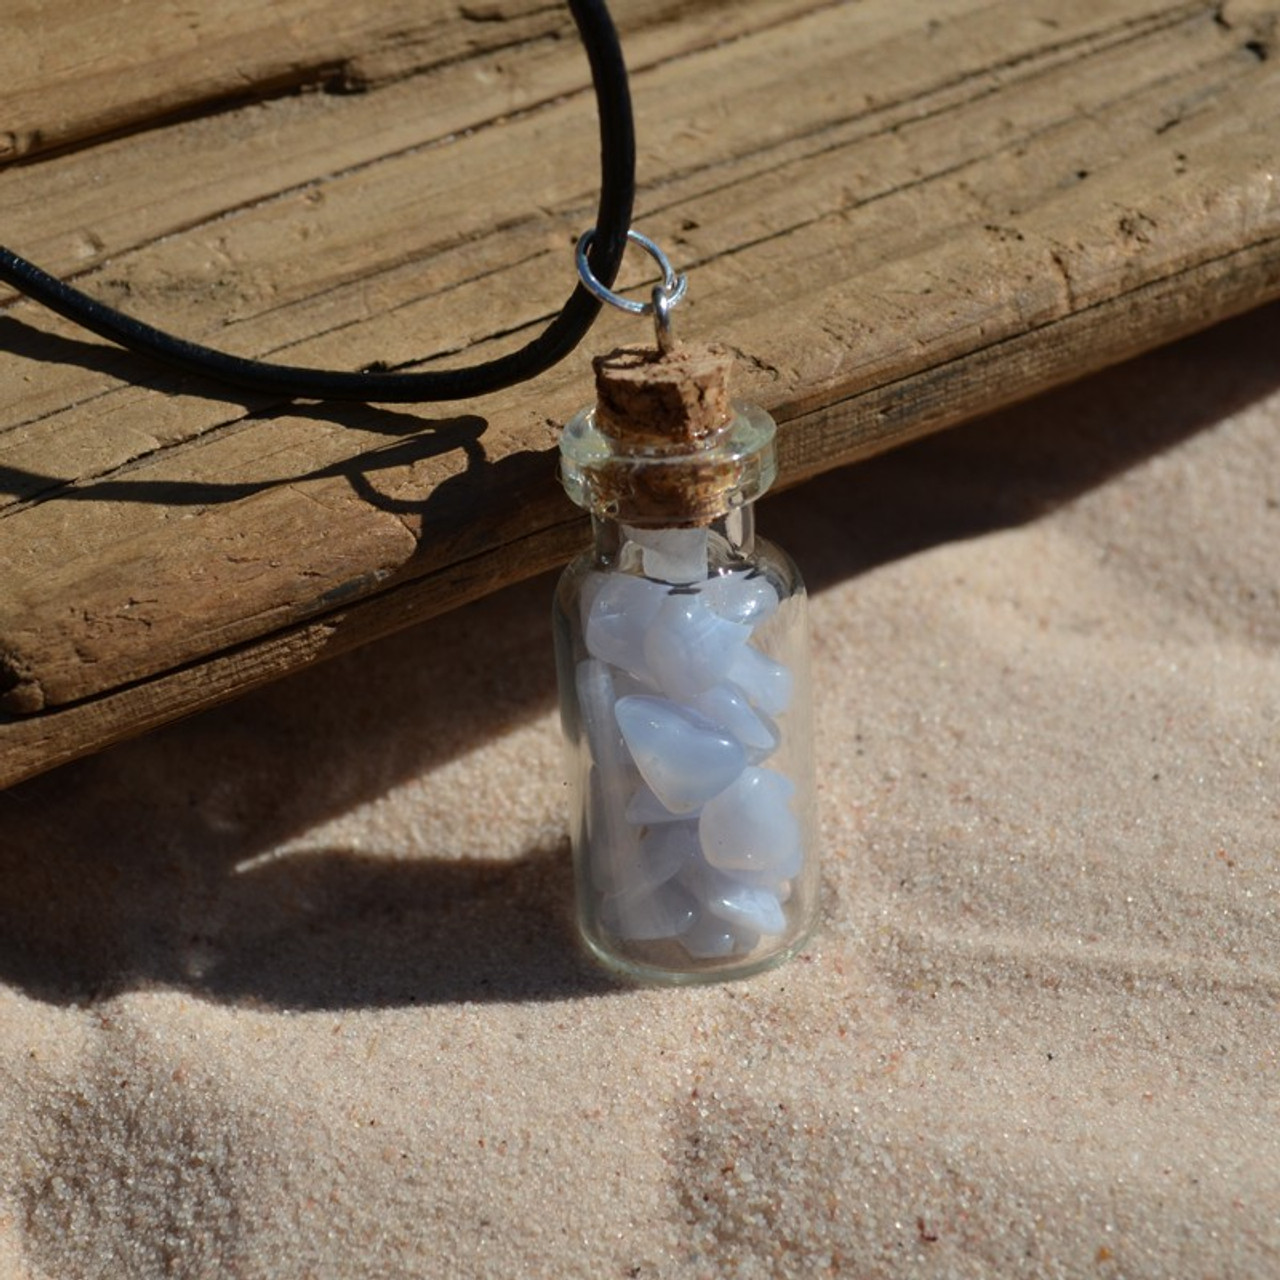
[552, 346, 817, 983]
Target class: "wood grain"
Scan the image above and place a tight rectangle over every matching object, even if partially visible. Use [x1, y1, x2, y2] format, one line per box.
[2, 0, 1278, 785]
[0, 0, 793, 163]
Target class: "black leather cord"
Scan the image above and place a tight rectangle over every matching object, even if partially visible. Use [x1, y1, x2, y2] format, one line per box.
[0, 0, 635, 403]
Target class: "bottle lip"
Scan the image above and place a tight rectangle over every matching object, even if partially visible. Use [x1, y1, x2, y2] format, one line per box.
[559, 401, 778, 525]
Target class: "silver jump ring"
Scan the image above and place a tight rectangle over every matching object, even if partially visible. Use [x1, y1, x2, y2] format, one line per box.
[576, 228, 689, 317]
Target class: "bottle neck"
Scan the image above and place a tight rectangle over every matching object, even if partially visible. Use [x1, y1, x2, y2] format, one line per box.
[560, 402, 779, 528]
[591, 506, 757, 583]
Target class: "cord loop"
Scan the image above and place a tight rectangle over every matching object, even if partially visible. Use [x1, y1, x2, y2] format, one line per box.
[0, 0, 635, 403]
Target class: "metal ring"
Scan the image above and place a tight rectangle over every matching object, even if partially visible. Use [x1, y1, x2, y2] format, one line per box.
[576, 227, 688, 317]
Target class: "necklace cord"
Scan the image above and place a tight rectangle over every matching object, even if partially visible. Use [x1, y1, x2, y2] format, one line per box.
[0, 0, 635, 403]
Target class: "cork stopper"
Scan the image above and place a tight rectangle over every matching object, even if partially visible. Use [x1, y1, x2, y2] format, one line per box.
[559, 343, 778, 528]
[593, 343, 733, 446]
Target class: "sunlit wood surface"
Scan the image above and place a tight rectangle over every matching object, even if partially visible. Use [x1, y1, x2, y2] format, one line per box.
[2, 0, 1278, 785]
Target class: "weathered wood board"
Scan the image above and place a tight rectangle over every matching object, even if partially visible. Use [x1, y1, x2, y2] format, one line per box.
[2, 0, 1279, 786]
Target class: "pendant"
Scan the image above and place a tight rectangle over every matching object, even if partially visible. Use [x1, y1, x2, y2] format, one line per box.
[552, 231, 818, 984]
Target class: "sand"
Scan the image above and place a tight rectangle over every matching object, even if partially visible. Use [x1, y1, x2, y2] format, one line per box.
[1, 303, 1277, 1278]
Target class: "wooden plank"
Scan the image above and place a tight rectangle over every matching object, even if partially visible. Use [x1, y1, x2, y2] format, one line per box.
[4, 259, 1277, 787]
[2, 0, 1279, 785]
[0, 0, 786, 164]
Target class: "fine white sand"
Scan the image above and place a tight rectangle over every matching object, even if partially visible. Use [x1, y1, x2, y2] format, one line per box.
[1, 305, 1277, 1278]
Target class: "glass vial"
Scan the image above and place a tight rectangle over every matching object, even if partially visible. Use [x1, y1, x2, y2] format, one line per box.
[553, 346, 817, 983]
